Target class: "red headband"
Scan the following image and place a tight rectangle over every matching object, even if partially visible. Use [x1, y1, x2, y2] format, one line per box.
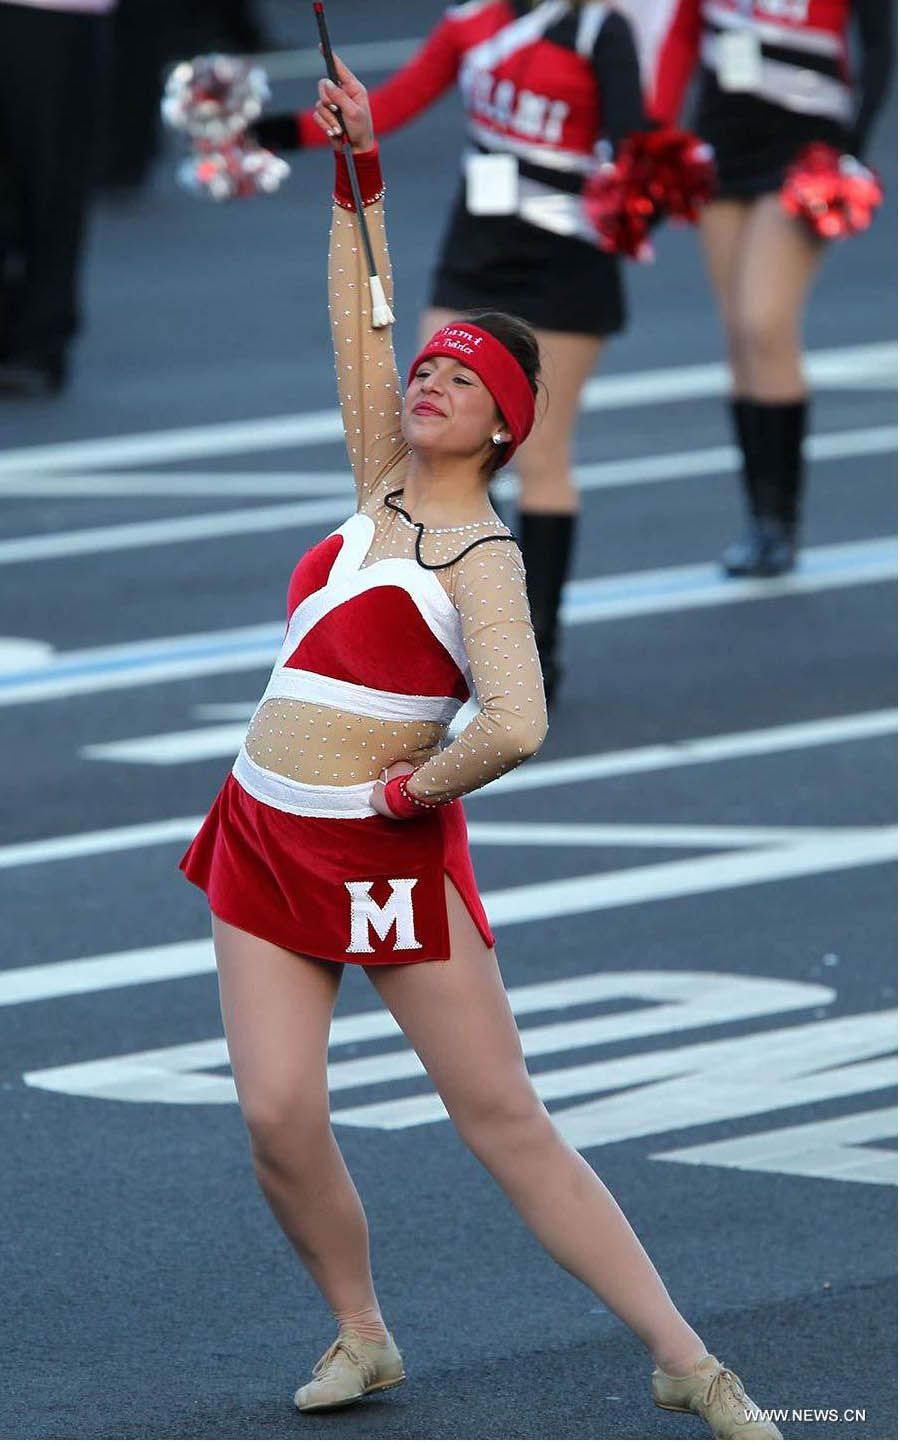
[407, 323, 536, 461]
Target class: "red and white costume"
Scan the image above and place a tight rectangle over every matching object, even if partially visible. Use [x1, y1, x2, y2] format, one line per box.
[181, 153, 548, 965]
[297, 0, 646, 243]
[625, 0, 890, 164]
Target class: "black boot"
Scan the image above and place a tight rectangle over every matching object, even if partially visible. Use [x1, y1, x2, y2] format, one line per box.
[721, 397, 766, 576]
[722, 398, 807, 578]
[756, 398, 807, 576]
[517, 510, 576, 710]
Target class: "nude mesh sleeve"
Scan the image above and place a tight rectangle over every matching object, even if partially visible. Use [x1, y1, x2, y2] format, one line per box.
[407, 541, 549, 805]
[328, 200, 408, 502]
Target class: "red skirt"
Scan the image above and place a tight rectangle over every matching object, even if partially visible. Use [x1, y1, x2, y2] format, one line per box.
[179, 772, 494, 965]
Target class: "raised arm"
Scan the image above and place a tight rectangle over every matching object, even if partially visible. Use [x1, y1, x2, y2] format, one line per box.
[403, 540, 548, 807]
[316, 58, 407, 501]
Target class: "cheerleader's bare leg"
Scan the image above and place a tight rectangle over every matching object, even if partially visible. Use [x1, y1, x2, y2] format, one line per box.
[213, 915, 388, 1342]
[733, 194, 824, 401]
[365, 879, 707, 1376]
[700, 196, 824, 576]
[699, 199, 755, 392]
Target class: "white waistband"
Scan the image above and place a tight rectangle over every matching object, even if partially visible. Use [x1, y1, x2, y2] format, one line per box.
[233, 746, 377, 818]
[260, 666, 463, 724]
[701, 40, 852, 120]
[465, 118, 596, 176]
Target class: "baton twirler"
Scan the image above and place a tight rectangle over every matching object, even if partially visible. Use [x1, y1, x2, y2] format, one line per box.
[313, 1, 394, 328]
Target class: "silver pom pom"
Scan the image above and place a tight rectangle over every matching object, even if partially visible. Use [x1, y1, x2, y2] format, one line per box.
[162, 54, 290, 201]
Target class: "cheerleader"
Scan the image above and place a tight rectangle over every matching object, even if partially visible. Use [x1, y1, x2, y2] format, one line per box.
[631, 0, 891, 576]
[182, 56, 781, 1439]
[254, 0, 651, 707]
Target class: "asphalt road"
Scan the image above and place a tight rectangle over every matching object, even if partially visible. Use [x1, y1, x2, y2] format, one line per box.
[0, 3, 896, 1439]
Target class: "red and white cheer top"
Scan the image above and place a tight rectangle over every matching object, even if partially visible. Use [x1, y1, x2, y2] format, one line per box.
[627, 0, 891, 154]
[296, 1, 646, 238]
[231, 190, 547, 820]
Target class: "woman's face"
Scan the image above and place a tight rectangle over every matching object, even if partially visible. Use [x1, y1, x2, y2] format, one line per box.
[402, 355, 510, 462]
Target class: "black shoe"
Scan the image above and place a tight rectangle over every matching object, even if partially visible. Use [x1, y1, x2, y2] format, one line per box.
[722, 398, 805, 580]
[722, 517, 796, 578]
[0, 353, 67, 397]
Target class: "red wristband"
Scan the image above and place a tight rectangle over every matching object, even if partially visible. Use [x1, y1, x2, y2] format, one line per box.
[334, 144, 385, 211]
[382, 774, 440, 820]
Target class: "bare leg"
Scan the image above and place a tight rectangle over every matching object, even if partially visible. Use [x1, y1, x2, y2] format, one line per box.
[733, 193, 825, 400]
[366, 882, 706, 1374]
[516, 328, 604, 512]
[698, 198, 756, 395]
[213, 915, 387, 1340]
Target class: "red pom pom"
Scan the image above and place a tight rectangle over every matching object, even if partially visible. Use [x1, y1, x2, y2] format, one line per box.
[780, 143, 882, 240]
[582, 127, 716, 262]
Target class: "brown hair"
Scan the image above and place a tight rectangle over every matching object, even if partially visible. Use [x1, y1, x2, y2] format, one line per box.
[459, 310, 543, 475]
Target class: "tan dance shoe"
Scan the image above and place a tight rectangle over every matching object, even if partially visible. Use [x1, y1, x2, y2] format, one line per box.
[651, 1351, 783, 1439]
[293, 1328, 405, 1412]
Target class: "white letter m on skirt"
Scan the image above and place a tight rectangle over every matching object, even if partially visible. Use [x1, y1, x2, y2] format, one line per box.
[345, 878, 423, 953]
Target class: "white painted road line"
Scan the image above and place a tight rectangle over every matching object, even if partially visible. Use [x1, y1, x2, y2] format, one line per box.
[482, 828, 896, 929]
[0, 496, 351, 566]
[0, 470, 356, 500]
[563, 536, 897, 623]
[84, 725, 248, 765]
[1, 428, 893, 560]
[0, 708, 889, 869]
[0, 816, 877, 873]
[488, 708, 897, 795]
[0, 817, 203, 870]
[1, 538, 895, 707]
[77, 705, 896, 771]
[0, 424, 893, 500]
[653, 1106, 898, 1186]
[0, 342, 892, 477]
[1, 826, 894, 1006]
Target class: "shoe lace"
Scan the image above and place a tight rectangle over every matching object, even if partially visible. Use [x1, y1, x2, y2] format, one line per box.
[701, 1362, 748, 1415]
[311, 1334, 368, 1383]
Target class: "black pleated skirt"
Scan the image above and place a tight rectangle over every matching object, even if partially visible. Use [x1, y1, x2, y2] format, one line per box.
[694, 67, 848, 200]
[429, 185, 626, 338]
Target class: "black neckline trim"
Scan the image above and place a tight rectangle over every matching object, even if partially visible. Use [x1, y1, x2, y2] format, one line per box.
[383, 489, 517, 571]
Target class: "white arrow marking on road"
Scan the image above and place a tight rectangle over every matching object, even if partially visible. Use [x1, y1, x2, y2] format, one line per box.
[22, 970, 832, 1101]
[24, 968, 893, 1186]
[329, 1012, 896, 1140]
[0, 342, 891, 476]
[652, 1107, 898, 1186]
[3, 538, 894, 708]
[0, 425, 893, 499]
[1, 827, 894, 1006]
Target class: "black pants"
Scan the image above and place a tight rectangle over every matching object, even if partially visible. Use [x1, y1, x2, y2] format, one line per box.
[0, 5, 109, 365]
